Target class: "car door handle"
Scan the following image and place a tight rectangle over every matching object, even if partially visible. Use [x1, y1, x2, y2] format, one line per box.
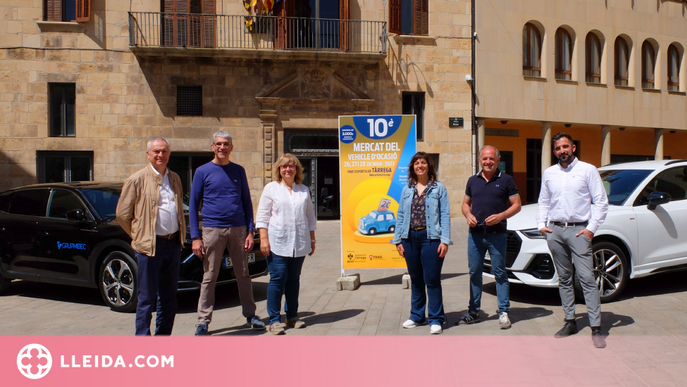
[39, 231, 49, 236]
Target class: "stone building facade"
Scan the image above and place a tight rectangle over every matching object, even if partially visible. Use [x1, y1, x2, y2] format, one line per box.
[474, 0, 687, 203]
[0, 0, 473, 218]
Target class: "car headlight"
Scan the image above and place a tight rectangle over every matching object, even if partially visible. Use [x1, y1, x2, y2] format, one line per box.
[520, 228, 546, 239]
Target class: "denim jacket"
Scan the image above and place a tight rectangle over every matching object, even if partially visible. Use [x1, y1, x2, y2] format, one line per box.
[391, 181, 452, 246]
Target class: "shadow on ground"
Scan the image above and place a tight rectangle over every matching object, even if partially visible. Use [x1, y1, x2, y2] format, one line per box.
[2, 280, 105, 307]
[446, 306, 554, 325]
[209, 309, 366, 336]
[361, 272, 464, 286]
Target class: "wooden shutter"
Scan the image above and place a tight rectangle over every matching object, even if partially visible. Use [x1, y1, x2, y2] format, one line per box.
[339, 0, 349, 52]
[414, 0, 428, 35]
[162, 0, 190, 46]
[76, 0, 91, 22]
[202, 0, 216, 48]
[45, 0, 62, 21]
[389, 0, 401, 34]
[162, 0, 177, 46]
[273, 0, 286, 50]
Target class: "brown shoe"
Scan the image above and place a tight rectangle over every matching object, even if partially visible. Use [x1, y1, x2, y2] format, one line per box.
[286, 317, 306, 329]
[269, 322, 285, 335]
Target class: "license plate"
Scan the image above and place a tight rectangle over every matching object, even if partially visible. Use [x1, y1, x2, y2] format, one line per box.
[222, 253, 255, 268]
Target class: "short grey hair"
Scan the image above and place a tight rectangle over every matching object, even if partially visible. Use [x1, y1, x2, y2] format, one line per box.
[212, 131, 232, 144]
[479, 145, 501, 159]
[147, 137, 170, 151]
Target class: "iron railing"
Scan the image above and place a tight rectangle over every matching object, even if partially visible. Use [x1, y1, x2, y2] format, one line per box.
[129, 12, 387, 54]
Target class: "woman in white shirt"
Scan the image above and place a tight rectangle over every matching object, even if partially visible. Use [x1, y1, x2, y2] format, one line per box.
[256, 153, 317, 335]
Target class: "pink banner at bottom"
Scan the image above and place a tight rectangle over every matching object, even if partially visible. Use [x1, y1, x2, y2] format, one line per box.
[1, 335, 682, 386]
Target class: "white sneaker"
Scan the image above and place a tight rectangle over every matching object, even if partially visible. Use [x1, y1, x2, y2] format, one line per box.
[402, 319, 418, 329]
[498, 312, 512, 329]
[430, 324, 443, 334]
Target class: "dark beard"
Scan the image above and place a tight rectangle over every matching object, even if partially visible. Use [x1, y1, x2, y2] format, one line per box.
[558, 153, 572, 164]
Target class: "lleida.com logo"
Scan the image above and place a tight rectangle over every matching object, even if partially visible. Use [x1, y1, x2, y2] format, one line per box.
[17, 343, 175, 379]
[17, 344, 52, 379]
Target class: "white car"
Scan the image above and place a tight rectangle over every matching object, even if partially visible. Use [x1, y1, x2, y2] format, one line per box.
[485, 159, 687, 302]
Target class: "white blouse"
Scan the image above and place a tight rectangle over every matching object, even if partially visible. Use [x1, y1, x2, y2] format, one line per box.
[255, 181, 317, 257]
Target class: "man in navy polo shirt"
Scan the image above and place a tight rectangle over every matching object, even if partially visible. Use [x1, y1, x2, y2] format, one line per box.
[459, 145, 521, 329]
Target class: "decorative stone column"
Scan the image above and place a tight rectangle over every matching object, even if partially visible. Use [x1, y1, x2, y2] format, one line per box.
[259, 109, 278, 186]
[601, 125, 611, 166]
[541, 121, 552, 176]
[654, 128, 664, 160]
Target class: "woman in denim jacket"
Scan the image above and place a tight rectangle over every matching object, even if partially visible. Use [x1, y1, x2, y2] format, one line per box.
[391, 152, 452, 334]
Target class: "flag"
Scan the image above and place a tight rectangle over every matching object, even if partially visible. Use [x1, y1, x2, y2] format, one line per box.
[243, 0, 278, 31]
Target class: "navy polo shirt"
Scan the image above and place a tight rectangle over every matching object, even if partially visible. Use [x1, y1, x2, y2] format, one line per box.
[465, 171, 519, 233]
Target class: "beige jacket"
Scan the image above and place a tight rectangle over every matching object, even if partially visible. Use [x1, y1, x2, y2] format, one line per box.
[116, 165, 187, 256]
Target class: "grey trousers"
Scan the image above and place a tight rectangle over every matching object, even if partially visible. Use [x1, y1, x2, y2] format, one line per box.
[197, 226, 256, 324]
[546, 223, 601, 327]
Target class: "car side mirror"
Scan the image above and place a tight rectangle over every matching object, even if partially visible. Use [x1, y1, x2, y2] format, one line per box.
[647, 191, 671, 210]
[66, 209, 86, 221]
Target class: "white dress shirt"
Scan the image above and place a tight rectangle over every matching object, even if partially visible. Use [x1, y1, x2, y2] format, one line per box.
[536, 157, 609, 234]
[151, 165, 179, 236]
[256, 181, 317, 257]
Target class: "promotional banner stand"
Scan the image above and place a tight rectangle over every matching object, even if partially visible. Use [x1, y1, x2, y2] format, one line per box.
[336, 115, 417, 290]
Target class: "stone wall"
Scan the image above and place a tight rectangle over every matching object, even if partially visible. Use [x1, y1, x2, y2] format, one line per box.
[0, 0, 474, 218]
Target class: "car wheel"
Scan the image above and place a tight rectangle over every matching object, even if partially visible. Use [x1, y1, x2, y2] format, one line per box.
[574, 241, 628, 303]
[368, 228, 377, 235]
[99, 251, 138, 313]
[389, 225, 395, 233]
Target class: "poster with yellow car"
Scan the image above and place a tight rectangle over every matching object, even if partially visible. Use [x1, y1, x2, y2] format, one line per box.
[339, 115, 417, 269]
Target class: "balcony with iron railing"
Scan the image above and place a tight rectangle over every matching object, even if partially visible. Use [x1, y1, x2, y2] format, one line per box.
[128, 12, 387, 62]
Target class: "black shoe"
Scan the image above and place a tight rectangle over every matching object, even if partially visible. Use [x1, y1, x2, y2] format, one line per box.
[554, 320, 578, 338]
[456, 311, 480, 325]
[591, 327, 606, 349]
[194, 323, 209, 336]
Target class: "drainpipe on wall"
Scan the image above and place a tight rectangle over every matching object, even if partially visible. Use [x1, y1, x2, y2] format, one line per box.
[471, 0, 476, 175]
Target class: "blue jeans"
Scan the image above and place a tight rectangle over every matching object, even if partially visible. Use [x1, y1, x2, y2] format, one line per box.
[467, 232, 510, 314]
[402, 229, 445, 325]
[135, 237, 181, 336]
[266, 253, 306, 324]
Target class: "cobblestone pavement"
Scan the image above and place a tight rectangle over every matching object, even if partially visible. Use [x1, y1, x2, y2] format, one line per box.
[2, 220, 687, 384]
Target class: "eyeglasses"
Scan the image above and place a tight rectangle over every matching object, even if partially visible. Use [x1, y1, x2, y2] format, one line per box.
[280, 164, 296, 170]
[213, 142, 231, 148]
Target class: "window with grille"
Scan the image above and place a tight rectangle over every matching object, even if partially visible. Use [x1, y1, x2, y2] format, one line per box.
[523, 23, 542, 77]
[49, 83, 75, 137]
[44, 0, 90, 22]
[555, 28, 573, 81]
[614, 37, 630, 86]
[177, 86, 203, 116]
[642, 40, 657, 89]
[402, 92, 425, 141]
[668, 44, 681, 92]
[389, 0, 428, 36]
[586, 33, 602, 83]
[37, 151, 93, 183]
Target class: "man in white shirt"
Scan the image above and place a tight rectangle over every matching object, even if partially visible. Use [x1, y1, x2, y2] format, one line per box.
[536, 132, 609, 348]
[117, 137, 186, 335]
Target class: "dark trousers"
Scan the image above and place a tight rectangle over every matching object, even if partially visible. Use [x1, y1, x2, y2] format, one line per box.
[266, 253, 306, 324]
[135, 237, 181, 336]
[402, 228, 445, 325]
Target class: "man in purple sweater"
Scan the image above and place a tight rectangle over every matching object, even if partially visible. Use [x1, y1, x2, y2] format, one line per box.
[190, 131, 265, 335]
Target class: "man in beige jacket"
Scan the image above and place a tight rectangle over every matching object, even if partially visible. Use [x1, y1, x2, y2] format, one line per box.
[116, 137, 186, 336]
